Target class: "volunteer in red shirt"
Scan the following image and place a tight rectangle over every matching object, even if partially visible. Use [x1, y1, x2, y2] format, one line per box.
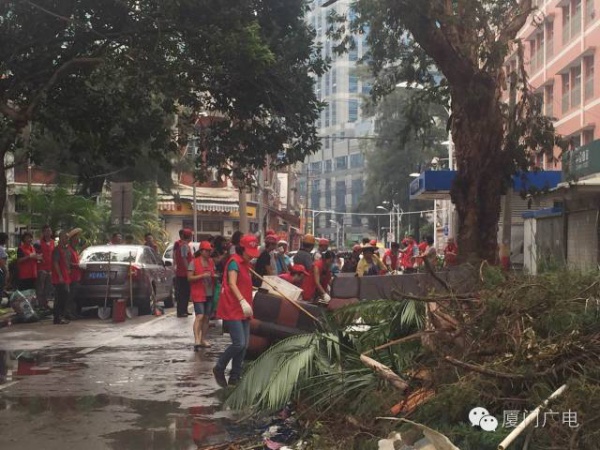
[279, 264, 309, 287]
[17, 232, 41, 291]
[383, 242, 401, 272]
[402, 236, 418, 273]
[51, 230, 71, 325]
[443, 237, 459, 267]
[36, 224, 54, 308]
[66, 228, 83, 320]
[175, 228, 193, 317]
[313, 250, 333, 304]
[188, 241, 215, 351]
[213, 234, 258, 388]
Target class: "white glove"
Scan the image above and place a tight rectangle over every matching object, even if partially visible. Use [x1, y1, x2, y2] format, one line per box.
[319, 293, 331, 305]
[239, 299, 253, 317]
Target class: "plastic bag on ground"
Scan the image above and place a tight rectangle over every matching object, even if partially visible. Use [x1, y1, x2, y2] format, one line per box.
[10, 290, 39, 322]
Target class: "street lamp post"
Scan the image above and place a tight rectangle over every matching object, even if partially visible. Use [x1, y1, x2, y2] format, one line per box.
[329, 220, 341, 249]
[311, 209, 335, 235]
[377, 205, 393, 247]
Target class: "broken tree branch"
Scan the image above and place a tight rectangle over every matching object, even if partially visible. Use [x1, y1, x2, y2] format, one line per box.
[444, 356, 526, 380]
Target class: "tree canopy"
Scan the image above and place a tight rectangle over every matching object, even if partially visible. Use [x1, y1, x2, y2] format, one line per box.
[0, 0, 325, 211]
[333, 0, 559, 262]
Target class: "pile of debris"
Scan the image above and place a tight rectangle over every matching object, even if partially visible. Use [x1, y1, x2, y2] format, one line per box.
[376, 267, 600, 449]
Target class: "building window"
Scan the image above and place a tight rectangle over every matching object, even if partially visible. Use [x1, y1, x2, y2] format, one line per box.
[571, 65, 582, 108]
[349, 45, 358, 61]
[332, 101, 337, 126]
[332, 68, 337, 94]
[562, 73, 570, 113]
[348, 99, 359, 123]
[529, 33, 543, 73]
[583, 129, 594, 144]
[545, 21, 554, 59]
[585, 55, 595, 100]
[325, 105, 330, 127]
[298, 180, 306, 197]
[310, 161, 322, 175]
[325, 72, 331, 96]
[349, 74, 358, 93]
[324, 159, 332, 173]
[351, 178, 363, 205]
[311, 179, 320, 210]
[362, 82, 372, 95]
[350, 153, 364, 168]
[325, 179, 332, 209]
[335, 180, 346, 211]
[563, 0, 582, 44]
[586, 0, 596, 25]
[544, 85, 554, 116]
[335, 156, 348, 170]
[202, 221, 221, 232]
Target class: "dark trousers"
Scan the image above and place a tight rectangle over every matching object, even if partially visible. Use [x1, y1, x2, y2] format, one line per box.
[175, 277, 190, 316]
[53, 283, 69, 323]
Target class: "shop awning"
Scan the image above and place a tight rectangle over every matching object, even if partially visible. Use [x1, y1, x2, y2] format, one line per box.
[158, 200, 239, 213]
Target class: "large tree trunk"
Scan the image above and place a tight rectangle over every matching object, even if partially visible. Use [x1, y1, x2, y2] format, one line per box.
[450, 74, 510, 264]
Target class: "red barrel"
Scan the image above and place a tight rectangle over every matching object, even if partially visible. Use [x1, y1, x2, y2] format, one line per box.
[112, 299, 127, 323]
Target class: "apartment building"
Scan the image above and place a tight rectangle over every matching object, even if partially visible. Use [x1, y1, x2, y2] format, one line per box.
[301, 0, 375, 246]
[510, 0, 599, 161]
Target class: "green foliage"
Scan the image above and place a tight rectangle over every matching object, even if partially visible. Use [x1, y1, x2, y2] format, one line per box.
[0, 0, 325, 213]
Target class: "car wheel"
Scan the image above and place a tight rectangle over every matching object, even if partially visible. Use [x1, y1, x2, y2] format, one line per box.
[138, 286, 156, 315]
[164, 285, 175, 308]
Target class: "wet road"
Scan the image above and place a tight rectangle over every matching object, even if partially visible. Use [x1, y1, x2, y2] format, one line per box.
[0, 309, 247, 449]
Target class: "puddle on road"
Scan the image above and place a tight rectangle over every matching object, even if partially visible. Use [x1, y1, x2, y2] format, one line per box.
[0, 393, 252, 449]
[0, 348, 89, 383]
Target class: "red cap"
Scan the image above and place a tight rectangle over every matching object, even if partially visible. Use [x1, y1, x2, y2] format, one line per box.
[265, 235, 278, 245]
[182, 228, 193, 239]
[318, 238, 329, 246]
[290, 264, 309, 276]
[200, 241, 212, 251]
[266, 229, 276, 236]
[369, 239, 377, 246]
[240, 234, 260, 258]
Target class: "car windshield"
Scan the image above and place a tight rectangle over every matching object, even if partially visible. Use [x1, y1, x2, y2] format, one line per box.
[81, 248, 138, 263]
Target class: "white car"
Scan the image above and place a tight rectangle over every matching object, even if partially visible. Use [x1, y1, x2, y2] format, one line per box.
[162, 242, 201, 267]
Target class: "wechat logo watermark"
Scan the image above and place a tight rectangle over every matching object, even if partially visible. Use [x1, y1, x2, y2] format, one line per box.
[468, 407, 498, 432]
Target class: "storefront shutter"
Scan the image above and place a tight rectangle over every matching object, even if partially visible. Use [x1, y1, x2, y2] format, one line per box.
[567, 210, 598, 270]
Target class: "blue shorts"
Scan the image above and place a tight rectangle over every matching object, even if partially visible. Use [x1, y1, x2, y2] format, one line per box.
[193, 297, 213, 316]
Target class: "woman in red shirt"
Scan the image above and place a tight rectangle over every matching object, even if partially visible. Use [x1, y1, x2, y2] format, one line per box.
[16, 232, 41, 291]
[66, 228, 83, 320]
[213, 234, 259, 388]
[188, 241, 215, 351]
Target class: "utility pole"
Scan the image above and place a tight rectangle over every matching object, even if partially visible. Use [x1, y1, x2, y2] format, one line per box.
[500, 72, 518, 270]
[238, 186, 248, 233]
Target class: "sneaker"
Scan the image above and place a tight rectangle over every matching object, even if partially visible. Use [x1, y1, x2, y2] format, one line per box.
[212, 367, 228, 388]
[53, 318, 70, 325]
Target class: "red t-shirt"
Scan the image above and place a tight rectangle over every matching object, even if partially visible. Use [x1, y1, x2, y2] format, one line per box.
[216, 254, 254, 320]
[17, 243, 38, 280]
[174, 239, 193, 277]
[189, 257, 215, 303]
[51, 245, 71, 285]
[39, 238, 54, 271]
[383, 250, 399, 271]
[313, 259, 331, 292]
[68, 245, 81, 282]
[444, 243, 459, 266]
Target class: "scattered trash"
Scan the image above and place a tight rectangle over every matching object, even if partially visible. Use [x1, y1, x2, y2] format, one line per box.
[10, 290, 39, 323]
[259, 403, 302, 450]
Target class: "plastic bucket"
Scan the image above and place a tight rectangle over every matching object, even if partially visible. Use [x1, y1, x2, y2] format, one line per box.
[112, 299, 127, 323]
